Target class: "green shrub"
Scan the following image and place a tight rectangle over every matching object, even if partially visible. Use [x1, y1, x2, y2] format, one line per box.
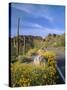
[11, 56, 17, 63]
[37, 50, 56, 67]
[43, 51, 56, 67]
[18, 55, 33, 63]
[27, 48, 38, 56]
[37, 49, 45, 56]
[11, 62, 58, 87]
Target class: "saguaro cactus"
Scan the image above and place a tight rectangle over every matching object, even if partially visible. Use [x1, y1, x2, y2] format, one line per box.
[23, 36, 26, 55]
[17, 18, 20, 56]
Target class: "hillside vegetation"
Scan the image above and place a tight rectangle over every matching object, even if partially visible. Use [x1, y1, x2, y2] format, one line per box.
[10, 33, 65, 87]
[10, 33, 65, 56]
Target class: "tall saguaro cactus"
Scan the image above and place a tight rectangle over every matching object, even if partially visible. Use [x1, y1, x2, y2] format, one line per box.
[23, 36, 26, 55]
[17, 18, 20, 56]
[17, 18, 26, 56]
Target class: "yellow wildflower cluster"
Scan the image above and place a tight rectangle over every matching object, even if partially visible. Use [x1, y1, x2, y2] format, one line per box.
[11, 61, 57, 87]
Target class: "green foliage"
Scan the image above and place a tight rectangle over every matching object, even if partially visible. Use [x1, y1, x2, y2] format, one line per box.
[11, 56, 17, 63]
[10, 34, 65, 87]
[18, 55, 32, 63]
[33, 39, 42, 48]
[43, 33, 65, 48]
[37, 50, 56, 67]
[37, 49, 45, 56]
[52, 40, 65, 47]
[43, 51, 56, 59]
[11, 61, 58, 87]
[43, 51, 56, 67]
[27, 48, 38, 56]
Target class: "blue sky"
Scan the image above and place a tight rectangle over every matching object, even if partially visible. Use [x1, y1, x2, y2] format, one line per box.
[10, 3, 65, 38]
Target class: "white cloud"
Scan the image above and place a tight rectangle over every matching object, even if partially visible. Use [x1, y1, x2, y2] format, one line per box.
[23, 21, 43, 28]
[44, 28, 64, 34]
[43, 15, 53, 22]
[11, 25, 64, 38]
[22, 21, 64, 35]
[33, 23, 43, 28]
[12, 3, 54, 22]
[11, 3, 34, 14]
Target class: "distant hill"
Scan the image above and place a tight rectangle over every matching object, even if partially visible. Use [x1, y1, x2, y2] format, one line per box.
[10, 33, 65, 58]
[43, 33, 65, 48]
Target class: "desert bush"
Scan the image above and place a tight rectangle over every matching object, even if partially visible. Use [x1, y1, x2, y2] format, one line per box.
[11, 62, 58, 87]
[43, 51, 56, 67]
[11, 56, 17, 63]
[27, 48, 38, 56]
[52, 42, 64, 47]
[37, 50, 56, 67]
[18, 55, 33, 63]
[43, 51, 56, 59]
[37, 49, 45, 56]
